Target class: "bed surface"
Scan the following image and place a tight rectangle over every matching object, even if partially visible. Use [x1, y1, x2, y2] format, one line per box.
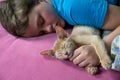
[0, 22, 120, 80]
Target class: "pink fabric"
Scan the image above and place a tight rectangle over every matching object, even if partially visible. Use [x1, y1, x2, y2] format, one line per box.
[0, 0, 120, 79]
[0, 23, 120, 80]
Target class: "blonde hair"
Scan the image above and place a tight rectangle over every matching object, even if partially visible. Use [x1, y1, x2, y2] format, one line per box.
[0, 0, 39, 37]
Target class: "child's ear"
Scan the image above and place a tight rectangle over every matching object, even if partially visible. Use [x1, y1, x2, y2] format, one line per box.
[55, 26, 69, 39]
[40, 50, 55, 56]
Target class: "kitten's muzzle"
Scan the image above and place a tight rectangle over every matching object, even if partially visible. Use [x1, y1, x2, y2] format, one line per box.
[54, 50, 73, 60]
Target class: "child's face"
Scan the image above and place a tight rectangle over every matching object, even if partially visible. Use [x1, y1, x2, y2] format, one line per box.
[23, 2, 65, 37]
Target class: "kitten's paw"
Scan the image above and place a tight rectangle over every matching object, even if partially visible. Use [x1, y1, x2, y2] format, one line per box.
[100, 57, 112, 70]
[85, 65, 98, 75]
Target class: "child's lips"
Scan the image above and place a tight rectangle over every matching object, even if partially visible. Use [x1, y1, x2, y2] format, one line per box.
[49, 25, 55, 32]
[56, 20, 64, 28]
[52, 22, 59, 30]
[52, 21, 64, 32]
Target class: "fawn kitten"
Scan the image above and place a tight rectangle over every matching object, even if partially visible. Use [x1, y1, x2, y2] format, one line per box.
[41, 25, 112, 74]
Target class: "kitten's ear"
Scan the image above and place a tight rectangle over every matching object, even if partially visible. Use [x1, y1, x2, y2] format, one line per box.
[40, 50, 55, 56]
[55, 26, 69, 39]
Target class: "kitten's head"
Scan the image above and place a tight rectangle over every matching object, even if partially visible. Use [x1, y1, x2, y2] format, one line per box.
[40, 26, 78, 60]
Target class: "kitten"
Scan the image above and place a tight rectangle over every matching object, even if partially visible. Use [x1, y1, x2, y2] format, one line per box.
[40, 25, 112, 74]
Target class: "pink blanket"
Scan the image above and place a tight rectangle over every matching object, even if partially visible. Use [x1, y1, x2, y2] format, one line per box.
[0, 23, 120, 80]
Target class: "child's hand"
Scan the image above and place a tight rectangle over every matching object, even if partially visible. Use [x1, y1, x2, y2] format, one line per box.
[70, 45, 100, 67]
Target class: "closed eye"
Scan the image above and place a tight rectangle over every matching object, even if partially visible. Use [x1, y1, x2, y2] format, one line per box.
[37, 13, 44, 28]
[39, 31, 45, 35]
[60, 43, 65, 49]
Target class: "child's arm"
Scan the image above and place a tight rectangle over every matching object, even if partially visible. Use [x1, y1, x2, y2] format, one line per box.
[103, 26, 120, 53]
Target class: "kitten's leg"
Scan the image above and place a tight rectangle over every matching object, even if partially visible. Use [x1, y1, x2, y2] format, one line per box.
[90, 36, 112, 70]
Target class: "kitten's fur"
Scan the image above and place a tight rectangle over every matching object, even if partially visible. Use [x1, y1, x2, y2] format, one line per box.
[41, 25, 112, 74]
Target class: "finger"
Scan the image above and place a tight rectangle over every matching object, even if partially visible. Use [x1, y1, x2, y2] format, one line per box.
[70, 53, 80, 61]
[78, 60, 89, 67]
[70, 48, 81, 61]
[72, 54, 86, 65]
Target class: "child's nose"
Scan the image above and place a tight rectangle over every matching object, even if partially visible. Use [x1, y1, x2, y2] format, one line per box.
[44, 25, 54, 33]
